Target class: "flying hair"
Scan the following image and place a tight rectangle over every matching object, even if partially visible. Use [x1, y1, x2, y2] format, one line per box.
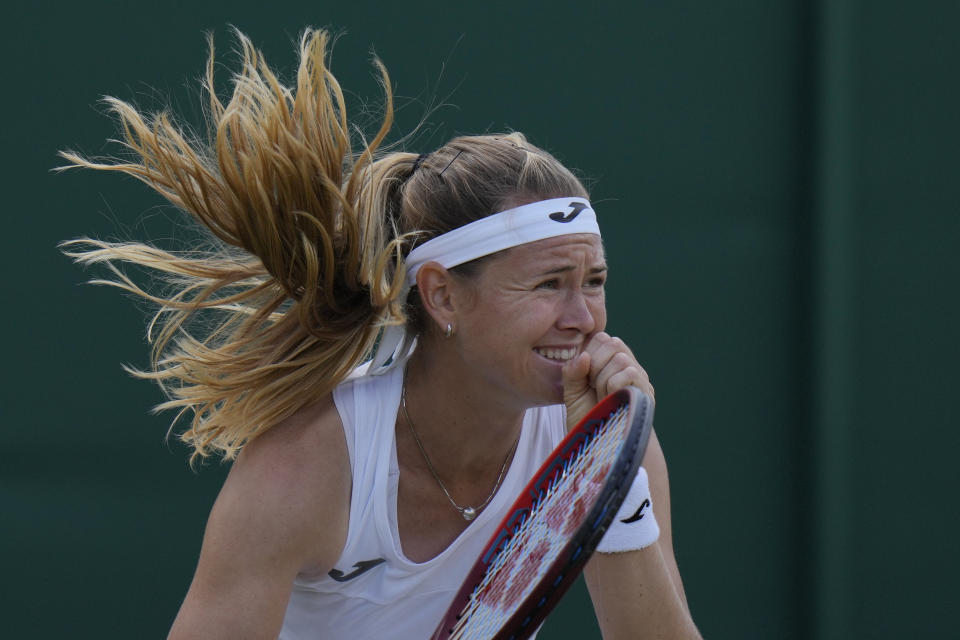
[59, 27, 588, 462]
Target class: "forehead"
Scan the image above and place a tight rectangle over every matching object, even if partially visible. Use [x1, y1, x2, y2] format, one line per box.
[487, 233, 606, 272]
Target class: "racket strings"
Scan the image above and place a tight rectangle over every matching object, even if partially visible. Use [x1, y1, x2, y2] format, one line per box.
[447, 404, 631, 639]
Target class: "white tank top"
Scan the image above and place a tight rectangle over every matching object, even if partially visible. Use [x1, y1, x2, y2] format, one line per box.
[278, 363, 566, 639]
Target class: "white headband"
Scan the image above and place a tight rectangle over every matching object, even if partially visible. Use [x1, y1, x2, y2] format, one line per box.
[404, 197, 600, 286]
[359, 196, 601, 377]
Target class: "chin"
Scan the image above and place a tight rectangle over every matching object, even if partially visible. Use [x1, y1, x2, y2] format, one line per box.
[546, 381, 564, 405]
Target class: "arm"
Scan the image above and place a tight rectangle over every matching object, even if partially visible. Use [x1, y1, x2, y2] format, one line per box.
[583, 430, 700, 639]
[167, 395, 351, 640]
[563, 332, 700, 639]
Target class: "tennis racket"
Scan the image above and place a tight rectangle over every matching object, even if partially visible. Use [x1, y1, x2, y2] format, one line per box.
[431, 385, 655, 640]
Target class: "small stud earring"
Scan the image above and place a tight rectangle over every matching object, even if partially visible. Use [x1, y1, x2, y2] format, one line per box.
[444, 323, 454, 338]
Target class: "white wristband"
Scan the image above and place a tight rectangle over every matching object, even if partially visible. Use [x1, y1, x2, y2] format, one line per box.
[596, 467, 660, 553]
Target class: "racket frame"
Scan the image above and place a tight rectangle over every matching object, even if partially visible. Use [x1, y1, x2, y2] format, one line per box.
[431, 386, 654, 640]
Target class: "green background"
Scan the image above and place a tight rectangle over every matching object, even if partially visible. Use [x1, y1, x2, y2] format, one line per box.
[3, 1, 958, 638]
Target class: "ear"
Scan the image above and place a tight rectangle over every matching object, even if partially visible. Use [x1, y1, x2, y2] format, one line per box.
[415, 261, 458, 333]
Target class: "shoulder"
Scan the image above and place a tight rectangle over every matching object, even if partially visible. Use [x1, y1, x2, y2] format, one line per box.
[235, 392, 348, 481]
[167, 396, 351, 637]
[212, 393, 351, 571]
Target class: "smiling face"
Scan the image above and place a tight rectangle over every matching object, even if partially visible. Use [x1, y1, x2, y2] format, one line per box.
[448, 233, 607, 409]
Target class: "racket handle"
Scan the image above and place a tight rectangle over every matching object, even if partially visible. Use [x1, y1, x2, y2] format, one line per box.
[595, 467, 660, 553]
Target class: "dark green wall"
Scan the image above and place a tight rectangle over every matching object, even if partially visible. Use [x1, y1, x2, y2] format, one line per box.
[3, 2, 957, 638]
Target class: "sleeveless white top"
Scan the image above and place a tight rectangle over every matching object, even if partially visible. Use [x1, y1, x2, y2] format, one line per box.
[278, 363, 566, 639]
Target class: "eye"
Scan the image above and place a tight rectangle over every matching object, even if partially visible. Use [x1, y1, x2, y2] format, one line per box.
[536, 279, 559, 290]
[586, 274, 607, 288]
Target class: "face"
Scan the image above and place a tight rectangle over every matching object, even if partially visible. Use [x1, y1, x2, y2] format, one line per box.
[449, 233, 607, 408]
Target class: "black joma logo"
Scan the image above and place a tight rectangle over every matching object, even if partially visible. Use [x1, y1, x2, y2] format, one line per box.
[327, 558, 386, 582]
[548, 201, 589, 223]
[620, 499, 651, 524]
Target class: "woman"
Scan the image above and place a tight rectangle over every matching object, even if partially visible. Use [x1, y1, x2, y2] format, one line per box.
[62, 28, 700, 639]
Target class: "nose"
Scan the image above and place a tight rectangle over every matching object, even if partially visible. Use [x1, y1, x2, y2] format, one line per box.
[557, 289, 598, 334]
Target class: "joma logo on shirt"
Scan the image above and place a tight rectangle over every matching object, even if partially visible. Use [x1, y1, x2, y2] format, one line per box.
[327, 558, 386, 582]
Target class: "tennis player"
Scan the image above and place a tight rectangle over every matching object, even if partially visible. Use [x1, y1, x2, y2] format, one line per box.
[63, 28, 700, 639]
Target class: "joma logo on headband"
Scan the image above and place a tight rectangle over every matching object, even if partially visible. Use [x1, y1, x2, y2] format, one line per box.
[549, 201, 589, 223]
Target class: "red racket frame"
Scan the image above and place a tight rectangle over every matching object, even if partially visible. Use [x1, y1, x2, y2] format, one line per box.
[431, 386, 654, 640]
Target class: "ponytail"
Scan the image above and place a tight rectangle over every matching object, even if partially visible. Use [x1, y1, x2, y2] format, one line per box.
[60, 28, 412, 462]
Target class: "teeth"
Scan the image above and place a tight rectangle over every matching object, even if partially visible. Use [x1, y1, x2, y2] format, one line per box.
[535, 347, 576, 362]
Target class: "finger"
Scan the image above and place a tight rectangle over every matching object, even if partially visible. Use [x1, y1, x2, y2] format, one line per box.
[585, 335, 638, 390]
[562, 351, 591, 398]
[600, 365, 654, 402]
[563, 352, 597, 431]
[583, 332, 635, 359]
[582, 333, 622, 385]
[594, 352, 646, 396]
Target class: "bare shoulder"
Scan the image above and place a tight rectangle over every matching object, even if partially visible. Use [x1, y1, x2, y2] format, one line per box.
[214, 393, 351, 571]
[168, 396, 350, 638]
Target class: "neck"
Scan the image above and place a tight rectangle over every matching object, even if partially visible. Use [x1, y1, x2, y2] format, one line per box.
[400, 341, 525, 479]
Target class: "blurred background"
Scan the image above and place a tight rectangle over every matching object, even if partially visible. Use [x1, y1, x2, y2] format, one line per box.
[3, 1, 957, 638]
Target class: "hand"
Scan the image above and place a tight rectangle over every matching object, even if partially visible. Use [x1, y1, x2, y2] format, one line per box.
[561, 332, 654, 430]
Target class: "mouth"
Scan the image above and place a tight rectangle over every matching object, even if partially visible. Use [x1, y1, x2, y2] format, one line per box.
[533, 347, 578, 363]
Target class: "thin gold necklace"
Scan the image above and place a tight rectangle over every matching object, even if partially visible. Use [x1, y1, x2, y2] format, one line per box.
[401, 384, 519, 521]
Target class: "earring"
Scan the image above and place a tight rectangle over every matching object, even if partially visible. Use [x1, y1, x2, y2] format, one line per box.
[444, 323, 454, 338]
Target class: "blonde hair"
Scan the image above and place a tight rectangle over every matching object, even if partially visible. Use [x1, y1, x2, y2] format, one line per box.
[60, 28, 587, 462]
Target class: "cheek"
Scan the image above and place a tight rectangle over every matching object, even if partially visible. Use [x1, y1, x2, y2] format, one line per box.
[591, 295, 607, 331]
